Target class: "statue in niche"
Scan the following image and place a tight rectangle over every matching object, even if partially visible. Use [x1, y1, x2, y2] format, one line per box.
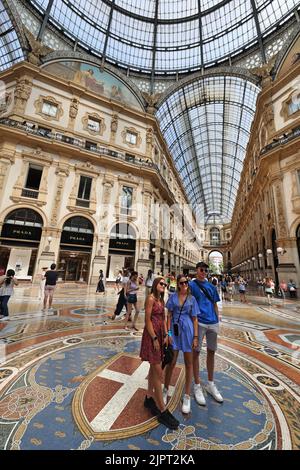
[111, 114, 118, 133]
[14, 77, 32, 112]
[24, 28, 52, 65]
[69, 98, 79, 119]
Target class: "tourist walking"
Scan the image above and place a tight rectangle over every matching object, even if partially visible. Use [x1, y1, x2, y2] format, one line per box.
[163, 275, 199, 413]
[124, 271, 140, 331]
[43, 264, 58, 311]
[238, 277, 247, 303]
[140, 277, 179, 430]
[264, 277, 274, 305]
[96, 269, 105, 294]
[38, 267, 48, 301]
[189, 261, 223, 405]
[145, 269, 155, 297]
[111, 269, 129, 320]
[0, 269, 18, 320]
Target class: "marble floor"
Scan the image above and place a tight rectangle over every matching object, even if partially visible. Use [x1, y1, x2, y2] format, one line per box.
[0, 285, 299, 450]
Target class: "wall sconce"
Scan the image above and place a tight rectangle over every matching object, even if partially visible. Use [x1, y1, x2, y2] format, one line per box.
[258, 253, 263, 258]
[163, 251, 166, 256]
[277, 247, 287, 255]
[251, 257, 255, 261]
[152, 248, 156, 253]
[247, 259, 251, 263]
[266, 249, 273, 255]
[47, 236, 52, 244]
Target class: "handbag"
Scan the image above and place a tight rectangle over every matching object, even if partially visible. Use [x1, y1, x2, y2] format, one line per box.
[162, 344, 174, 369]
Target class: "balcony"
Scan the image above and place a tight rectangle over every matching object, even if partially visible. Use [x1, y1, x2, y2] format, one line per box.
[0, 117, 176, 204]
[76, 198, 90, 208]
[21, 188, 39, 199]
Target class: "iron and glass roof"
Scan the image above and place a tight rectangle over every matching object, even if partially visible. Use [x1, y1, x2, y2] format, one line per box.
[28, 0, 299, 74]
[0, 0, 24, 71]
[156, 75, 260, 224]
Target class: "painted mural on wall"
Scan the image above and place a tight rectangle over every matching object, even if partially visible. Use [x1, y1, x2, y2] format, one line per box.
[43, 61, 142, 111]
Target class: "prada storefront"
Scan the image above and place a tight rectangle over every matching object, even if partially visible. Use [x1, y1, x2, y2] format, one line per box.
[107, 223, 136, 280]
[58, 216, 94, 282]
[0, 208, 43, 279]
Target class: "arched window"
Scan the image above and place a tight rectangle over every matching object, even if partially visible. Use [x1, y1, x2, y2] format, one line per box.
[62, 216, 94, 233]
[210, 227, 220, 245]
[110, 223, 136, 240]
[60, 216, 94, 246]
[4, 208, 43, 227]
[1, 208, 43, 241]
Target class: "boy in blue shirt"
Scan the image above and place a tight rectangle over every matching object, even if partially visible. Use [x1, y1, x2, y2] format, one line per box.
[189, 261, 223, 405]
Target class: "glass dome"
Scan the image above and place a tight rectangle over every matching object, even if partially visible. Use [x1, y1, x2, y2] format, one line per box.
[28, 0, 299, 74]
[156, 74, 260, 224]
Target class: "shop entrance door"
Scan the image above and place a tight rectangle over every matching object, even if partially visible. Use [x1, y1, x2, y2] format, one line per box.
[58, 251, 90, 282]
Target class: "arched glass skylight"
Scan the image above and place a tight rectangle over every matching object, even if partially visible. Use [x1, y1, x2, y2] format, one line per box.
[0, 0, 24, 71]
[156, 75, 260, 224]
[28, 0, 299, 74]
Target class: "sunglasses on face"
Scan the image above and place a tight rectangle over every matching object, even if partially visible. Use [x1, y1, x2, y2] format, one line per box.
[159, 282, 167, 287]
[199, 268, 208, 273]
[179, 281, 188, 286]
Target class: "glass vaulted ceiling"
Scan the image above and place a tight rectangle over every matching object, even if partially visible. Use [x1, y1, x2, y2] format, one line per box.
[156, 76, 260, 224]
[28, 0, 299, 74]
[0, 0, 24, 71]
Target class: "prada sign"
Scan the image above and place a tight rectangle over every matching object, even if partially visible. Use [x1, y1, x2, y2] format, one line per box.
[1, 224, 42, 241]
[61, 231, 93, 246]
[109, 238, 136, 251]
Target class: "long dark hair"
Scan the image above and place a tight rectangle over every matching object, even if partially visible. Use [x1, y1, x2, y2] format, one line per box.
[150, 277, 165, 303]
[5, 269, 15, 286]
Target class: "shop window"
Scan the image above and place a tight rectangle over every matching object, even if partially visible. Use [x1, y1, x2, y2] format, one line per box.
[77, 176, 92, 207]
[42, 101, 58, 118]
[22, 164, 43, 199]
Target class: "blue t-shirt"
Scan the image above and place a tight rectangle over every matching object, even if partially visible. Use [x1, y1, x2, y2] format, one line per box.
[189, 279, 220, 324]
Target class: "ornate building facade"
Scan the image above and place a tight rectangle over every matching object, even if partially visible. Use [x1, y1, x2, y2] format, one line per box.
[0, 61, 201, 284]
[231, 31, 300, 285]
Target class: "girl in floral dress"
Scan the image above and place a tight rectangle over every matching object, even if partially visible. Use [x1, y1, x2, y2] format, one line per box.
[140, 277, 179, 430]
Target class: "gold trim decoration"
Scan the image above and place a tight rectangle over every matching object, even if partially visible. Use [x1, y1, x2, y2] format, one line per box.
[72, 352, 184, 441]
[82, 112, 106, 136]
[121, 127, 142, 149]
[34, 95, 63, 122]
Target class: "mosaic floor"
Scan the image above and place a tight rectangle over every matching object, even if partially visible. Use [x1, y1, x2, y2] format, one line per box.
[0, 286, 299, 450]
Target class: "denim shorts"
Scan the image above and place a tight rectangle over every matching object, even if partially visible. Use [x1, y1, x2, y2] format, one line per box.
[127, 294, 137, 304]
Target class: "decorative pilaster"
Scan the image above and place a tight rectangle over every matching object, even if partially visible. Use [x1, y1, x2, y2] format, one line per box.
[110, 113, 118, 144]
[146, 127, 154, 158]
[50, 165, 70, 227]
[68, 97, 79, 130]
[13, 75, 33, 115]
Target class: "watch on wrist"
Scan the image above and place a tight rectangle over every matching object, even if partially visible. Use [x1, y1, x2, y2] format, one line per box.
[152, 336, 158, 341]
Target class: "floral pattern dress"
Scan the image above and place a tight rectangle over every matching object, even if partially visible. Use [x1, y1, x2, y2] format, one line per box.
[140, 299, 165, 364]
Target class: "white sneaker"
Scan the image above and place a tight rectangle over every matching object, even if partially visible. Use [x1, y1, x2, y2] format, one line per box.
[1, 317, 9, 321]
[182, 394, 191, 414]
[194, 383, 206, 406]
[205, 382, 223, 403]
[162, 387, 168, 405]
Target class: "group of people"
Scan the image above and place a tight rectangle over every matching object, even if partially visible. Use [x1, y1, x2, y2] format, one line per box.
[139, 261, 223, 430]
[0, 264, 58, 320]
